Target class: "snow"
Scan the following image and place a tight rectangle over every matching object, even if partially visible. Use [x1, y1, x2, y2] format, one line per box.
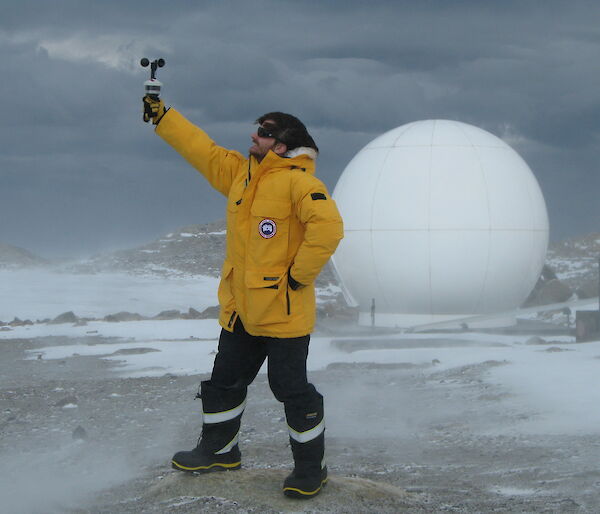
[0, 269, 219, 320]
[488, 342, 600, 435]
[3, 268, 600, 437]
[11, 318, 220, 341]
[492, 486, 542, 497]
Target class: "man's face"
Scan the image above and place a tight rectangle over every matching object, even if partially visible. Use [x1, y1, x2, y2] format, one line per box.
[249, 120, 285, 162]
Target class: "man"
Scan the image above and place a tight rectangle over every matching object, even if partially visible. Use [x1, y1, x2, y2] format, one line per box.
[143, 95, 344, 499]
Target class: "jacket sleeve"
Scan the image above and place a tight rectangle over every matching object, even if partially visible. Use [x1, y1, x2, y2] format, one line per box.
[155, 108, 247, 197]
[290, 176, 344, 286]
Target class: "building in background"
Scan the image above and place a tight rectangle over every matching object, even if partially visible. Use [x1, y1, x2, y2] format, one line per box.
[332, 120, 549, 328]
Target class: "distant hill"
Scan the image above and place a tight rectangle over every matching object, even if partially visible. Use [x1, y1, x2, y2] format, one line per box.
[547, 233, 600, 296]
[71, 219, 228, 277]
[66, 221, 598, 301]
[0, 243, 47, 269]
[68, 220, 339, 288]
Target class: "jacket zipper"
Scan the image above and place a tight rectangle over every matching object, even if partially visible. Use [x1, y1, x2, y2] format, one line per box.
[245, 160, 251, 187]
[286, 288, 291, 315]
[227, 311, 237, 328]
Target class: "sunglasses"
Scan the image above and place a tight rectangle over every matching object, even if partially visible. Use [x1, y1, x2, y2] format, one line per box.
[257, 125, 278, 139]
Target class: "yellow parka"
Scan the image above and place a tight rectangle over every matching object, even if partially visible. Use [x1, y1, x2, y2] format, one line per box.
[156, 109, 344, 338]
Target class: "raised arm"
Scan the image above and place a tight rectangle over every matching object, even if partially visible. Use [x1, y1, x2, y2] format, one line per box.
[155, 108, 247, 197]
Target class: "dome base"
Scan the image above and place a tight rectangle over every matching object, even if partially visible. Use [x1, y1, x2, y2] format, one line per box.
[358, 311, 517, 330]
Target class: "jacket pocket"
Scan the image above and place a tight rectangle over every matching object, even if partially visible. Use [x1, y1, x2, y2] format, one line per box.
[251, 197, 291, 215]
[244, 269, 288, 326]
[249, 199, 291, 268]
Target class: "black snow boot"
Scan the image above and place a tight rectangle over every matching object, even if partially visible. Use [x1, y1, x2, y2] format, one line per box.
[171, 380, 245, 473]
[283, 392, 327, 498]
[171, 439, 241, 473]
[283, 434, 328, 499]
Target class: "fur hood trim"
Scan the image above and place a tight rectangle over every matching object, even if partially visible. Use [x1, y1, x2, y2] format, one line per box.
[284, 147, 318, 160]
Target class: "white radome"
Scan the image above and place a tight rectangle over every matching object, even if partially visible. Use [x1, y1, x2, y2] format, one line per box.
[331, 120, 549, 328]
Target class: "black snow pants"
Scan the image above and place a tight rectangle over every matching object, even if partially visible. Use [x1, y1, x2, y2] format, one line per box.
[198, 317, 324, 465]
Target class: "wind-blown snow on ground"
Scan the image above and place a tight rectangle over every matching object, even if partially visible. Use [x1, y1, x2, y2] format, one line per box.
[3, 268, 600, 440]
[12, 325, 600, 437]
[0, 269, 220, 320]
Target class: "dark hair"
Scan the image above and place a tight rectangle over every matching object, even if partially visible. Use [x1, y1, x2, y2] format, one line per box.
[255, 112, 319, 153]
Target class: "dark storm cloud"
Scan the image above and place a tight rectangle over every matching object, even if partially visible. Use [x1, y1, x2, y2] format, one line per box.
[1, 1, 599, 257]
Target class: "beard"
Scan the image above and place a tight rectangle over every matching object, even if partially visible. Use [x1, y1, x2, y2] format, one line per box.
[249, 141, 275, 162]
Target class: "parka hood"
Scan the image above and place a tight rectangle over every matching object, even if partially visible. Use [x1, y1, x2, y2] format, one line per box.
[284, 147, 318, 160]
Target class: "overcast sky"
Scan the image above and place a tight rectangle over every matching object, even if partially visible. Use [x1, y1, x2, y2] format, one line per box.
[1, 0, 599, 258]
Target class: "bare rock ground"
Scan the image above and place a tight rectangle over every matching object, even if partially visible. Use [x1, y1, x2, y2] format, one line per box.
[1, 336, 599, 513]
[143, 470, 418, 512]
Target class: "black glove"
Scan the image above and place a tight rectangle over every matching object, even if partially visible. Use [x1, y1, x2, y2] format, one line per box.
[288, 270, 304, 290]
[143, 95, 167, 124]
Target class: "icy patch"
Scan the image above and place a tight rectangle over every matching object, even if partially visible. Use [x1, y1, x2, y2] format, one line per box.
[168, 496, 205, 507]
[26, 334, 220, 377]
[492, 486, 539, 497]
[8, 319, 220, 341]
